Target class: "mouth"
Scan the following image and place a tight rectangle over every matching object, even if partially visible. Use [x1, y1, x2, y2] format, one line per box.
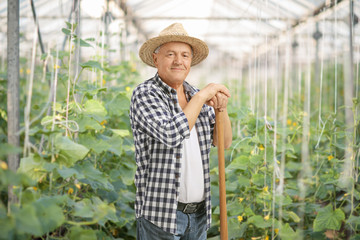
[171, 67, 185, 71]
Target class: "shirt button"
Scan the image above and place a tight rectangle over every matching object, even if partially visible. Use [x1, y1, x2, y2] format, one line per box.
[175, 173, 180, 179]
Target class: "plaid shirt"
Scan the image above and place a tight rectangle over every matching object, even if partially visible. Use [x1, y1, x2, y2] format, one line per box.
[130, 73, 215, 234]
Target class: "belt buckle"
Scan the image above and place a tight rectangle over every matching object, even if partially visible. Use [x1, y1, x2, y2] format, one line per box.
[183, 203, 197, 213]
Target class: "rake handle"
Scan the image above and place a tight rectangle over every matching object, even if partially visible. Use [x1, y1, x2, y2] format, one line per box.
[215, 109, 228, 240]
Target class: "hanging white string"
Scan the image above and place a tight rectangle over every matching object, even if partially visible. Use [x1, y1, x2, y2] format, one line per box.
[23, 25, 39, 156]
[299, 21, 314, 238]
[315, 14, 325, 150]
[49, 42, 59, 192]
[271, 3, 280, 239]
[65, 20, 75, 136]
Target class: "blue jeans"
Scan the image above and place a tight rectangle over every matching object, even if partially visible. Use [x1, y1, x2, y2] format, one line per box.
[136, 208, 207, 240]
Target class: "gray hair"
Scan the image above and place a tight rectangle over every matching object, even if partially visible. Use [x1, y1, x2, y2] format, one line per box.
[153, 44, 194, 57]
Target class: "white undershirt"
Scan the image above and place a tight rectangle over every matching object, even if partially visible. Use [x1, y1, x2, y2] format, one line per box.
[178, 127, 205, 203]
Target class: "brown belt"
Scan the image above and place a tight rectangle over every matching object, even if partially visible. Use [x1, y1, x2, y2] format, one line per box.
[177, 201, 205, 214]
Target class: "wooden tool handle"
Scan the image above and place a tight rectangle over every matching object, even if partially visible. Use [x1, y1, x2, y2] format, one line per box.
[215, 109, 228, 240]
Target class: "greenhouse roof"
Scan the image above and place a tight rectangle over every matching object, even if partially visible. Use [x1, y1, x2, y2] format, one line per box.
[1, 0, 359, 68]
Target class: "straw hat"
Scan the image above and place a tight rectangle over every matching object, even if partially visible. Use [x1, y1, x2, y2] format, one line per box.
[139, 23, 209, 67]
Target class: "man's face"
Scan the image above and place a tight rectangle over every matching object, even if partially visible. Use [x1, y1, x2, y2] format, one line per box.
[152, 42, 193, 88]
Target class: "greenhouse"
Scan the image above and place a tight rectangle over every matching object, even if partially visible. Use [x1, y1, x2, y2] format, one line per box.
[1, 0, 360, 239]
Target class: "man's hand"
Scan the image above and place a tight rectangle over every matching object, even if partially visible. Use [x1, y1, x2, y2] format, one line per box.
[197, 83, 231, 111]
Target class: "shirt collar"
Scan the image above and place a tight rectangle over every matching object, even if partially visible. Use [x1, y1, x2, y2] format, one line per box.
[155, 73, 198, 98]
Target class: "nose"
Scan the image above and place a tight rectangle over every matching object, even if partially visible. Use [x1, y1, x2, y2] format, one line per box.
[173, 54, 182, 65]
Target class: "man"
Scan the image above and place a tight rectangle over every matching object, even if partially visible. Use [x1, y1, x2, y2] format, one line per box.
[130, 23, 232, 239]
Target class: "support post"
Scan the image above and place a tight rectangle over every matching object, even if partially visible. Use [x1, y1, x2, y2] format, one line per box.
[7, 0, 20, 210]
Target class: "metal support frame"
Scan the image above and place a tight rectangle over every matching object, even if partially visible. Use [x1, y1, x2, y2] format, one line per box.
[7, 0, 20, 209]
[30, 0, 45, 55]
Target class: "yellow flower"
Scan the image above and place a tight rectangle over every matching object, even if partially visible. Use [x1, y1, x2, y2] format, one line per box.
[20, 68, 24, 74]
[54, 64, 60, 69]
[102, 79, 106, 85]
[327, 155, 334, 161]
[251, 150, 255, 155]
[237, 216, 243, 222]
[264, 214, 270, 220]
[0, 161, 8, 170]
[100, 120, 107, 126]
[263, 186, 268, 192]
[131, 63, 137, 72]
[293, 122, 297, 126]
[125, 86, 131, 92]
[26, 69, 31, 74]
[33, 187, 38, 191]
[238, 197, 244, 203]
[264, 236, 269, 240]
[287, 119, 292, 125]
[75, 183, 81, 189]
[344, 193, 349, 197]
[275, 228, 279, 234]
[68, 187, 74, 195]
[259, 144, 265, 151]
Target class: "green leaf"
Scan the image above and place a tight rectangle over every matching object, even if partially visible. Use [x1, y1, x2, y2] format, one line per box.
[14, 205, 43, 236]
[65, 21, 72, 29]
[247, 215, 271, 228]
[107, 136, 124, 156]
[244, 207, 255, 217]
[110, 129, 130, 137]
[226, 155, 249, 171]
[279, 223, 301, 240]
[62, 28, 71, 36]
[0, 216, 15, 240]
[106, 93, 130, 116]
[347, 215, 360, 225]
[79, 134, 111, 154]
[252, 173, 264, 186]
[76, 82, 107, 96]
[0, 143, 22, 159]
[75, 162, 113, 191]
[228, 218, 247, 239]
[250, 154, 263, 165]
[18, 154, 46, 181]
[80, 60, 104, 71]
[55, 135, 89, 166]
[118, 164, 136, 186]
[83, 99, 107, 122]
[32, 197, 65, 233]
[73, 38, 93, 48]
[56, 166, 84, 179]
[238, 175, 251, 187]
[73, 199, 94, 218]
[313, 205, 345, 231]
[69, 226, 97, 240]
[77, 115, 103, 132]
[227, 200, 244, 216]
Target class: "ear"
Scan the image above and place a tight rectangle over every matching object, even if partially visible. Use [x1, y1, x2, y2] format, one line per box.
[152, 53, 158, 67]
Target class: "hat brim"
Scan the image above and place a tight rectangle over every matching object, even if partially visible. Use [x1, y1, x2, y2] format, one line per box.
[139, 35, 209, 67]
